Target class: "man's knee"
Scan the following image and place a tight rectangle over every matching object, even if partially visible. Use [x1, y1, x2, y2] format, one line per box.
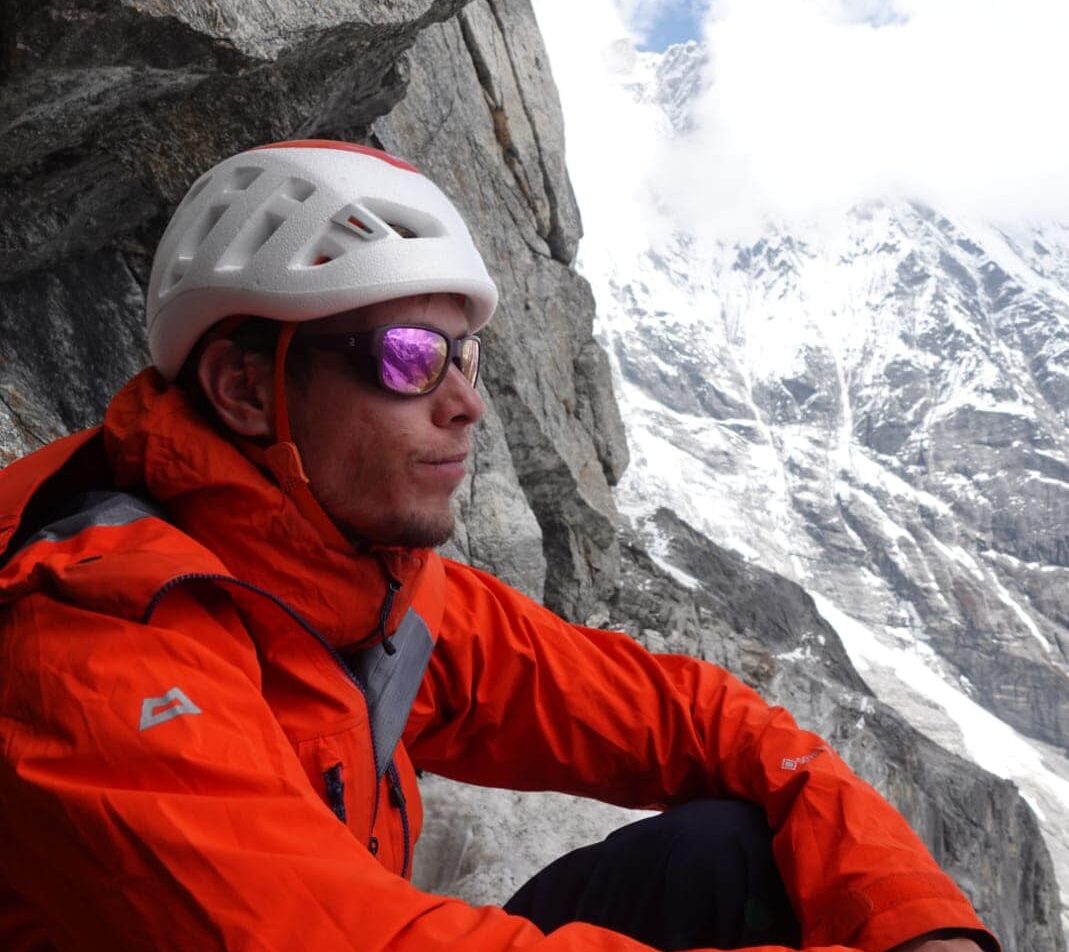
[506, 799, 800, 950]
[618, 799, 799, 948]
[622, 799, 776, 877]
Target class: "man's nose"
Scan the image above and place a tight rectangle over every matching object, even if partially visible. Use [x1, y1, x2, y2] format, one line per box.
[433, 363, 485, 427]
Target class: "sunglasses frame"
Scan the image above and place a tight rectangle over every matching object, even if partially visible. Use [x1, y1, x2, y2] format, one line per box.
[295, 323, 481, 397]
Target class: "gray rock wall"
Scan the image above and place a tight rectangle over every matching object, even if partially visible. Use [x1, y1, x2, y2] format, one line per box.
[372, 2, 627, 617]
[0, 1, 1061, 948]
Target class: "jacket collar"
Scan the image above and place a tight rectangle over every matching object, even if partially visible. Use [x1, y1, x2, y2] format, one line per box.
[101, 369, 431, 649]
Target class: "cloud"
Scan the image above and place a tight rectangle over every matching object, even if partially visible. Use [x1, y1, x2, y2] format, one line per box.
[534, 0, 1069, 245]
[660, 0, 1069, 235]
[532, 0, 676, 262]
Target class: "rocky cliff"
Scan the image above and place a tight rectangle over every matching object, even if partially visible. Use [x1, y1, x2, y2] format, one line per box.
[0, 1, 1062, 949]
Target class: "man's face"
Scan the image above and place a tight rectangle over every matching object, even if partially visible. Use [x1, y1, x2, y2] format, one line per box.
[286, 293, 485, 548]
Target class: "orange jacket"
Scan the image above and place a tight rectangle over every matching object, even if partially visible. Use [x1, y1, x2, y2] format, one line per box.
[0, 369, 997, 952]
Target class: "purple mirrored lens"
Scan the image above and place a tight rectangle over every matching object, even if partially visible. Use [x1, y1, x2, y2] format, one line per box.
[459, 337, 480, 385]
[380, 327, 448, 394]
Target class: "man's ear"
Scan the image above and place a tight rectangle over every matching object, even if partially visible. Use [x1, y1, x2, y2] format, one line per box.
[197, 338, 275, 438]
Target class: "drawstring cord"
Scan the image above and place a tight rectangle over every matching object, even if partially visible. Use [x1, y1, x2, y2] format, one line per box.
[237, 321, 353, 553]
[226, 319, 405, 648]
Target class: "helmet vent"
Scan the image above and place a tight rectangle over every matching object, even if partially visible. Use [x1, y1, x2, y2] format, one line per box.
[163, 203, 227, 291]
[178, 173, 212, 210]
[217, 208, 286, 271]
[282, 176, 315, 203]
[360, 197, 445, 239]
[297, 233, 346, 269]
[230, 166, 264, 191]
[214, 179, 313, 271]
[332, 203, 391, 241]
[347, 213, 372, 235]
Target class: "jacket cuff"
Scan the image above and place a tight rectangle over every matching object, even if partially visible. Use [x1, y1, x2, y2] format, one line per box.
[808, 872, 1001, 952]
[887, 928, 1002, 952]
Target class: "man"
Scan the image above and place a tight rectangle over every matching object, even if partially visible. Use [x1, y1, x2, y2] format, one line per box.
[0, 140, 997, 951]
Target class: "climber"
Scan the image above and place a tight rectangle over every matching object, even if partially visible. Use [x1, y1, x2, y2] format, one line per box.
[0, 140, 998, 952]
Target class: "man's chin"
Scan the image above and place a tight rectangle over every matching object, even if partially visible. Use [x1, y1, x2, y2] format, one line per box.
[343, 511, 456, 550]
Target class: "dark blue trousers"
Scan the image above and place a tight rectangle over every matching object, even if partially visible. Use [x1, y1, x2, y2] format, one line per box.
[504, 800, 802, 951]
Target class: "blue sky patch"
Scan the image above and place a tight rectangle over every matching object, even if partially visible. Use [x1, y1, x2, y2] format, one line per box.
[637, 2, 705, 51]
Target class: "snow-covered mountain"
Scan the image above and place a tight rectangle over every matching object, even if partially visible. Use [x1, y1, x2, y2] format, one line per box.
[581, 39, 1069, 936]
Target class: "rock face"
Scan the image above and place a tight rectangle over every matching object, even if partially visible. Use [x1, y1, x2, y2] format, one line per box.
[371, 2, 628, 617]
[0, 2, 1062, 950]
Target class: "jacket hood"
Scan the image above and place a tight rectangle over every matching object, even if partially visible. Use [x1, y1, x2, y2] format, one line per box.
[0, 428, 102, 557]
[2, 369, 435, 648]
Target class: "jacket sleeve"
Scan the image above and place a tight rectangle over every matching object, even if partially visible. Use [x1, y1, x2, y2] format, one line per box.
[0, 584, 865, 952]
[404, 561, 1000, 952]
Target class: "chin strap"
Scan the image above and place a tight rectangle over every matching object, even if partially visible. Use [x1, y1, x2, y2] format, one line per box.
[237, 321, 353, 553]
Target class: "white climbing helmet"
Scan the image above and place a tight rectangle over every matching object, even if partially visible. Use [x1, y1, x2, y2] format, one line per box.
[146, 140, 499, 380]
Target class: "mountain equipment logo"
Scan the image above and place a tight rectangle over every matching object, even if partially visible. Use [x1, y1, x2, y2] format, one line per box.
[139, 687, 202, 731]
[781, 746, 829, 771]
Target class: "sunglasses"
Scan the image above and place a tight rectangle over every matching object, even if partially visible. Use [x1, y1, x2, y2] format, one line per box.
[295, 323, 481, 397]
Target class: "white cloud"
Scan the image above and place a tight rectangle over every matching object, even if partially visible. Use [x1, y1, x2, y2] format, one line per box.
[614, 0, 672, 34]
[664, 0, 1069, 234]
[531, 1, 675, 264]
[534, 0, 1069, 242]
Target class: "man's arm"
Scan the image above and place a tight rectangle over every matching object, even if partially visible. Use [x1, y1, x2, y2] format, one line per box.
[1, 585, 874, 952]
[406, 561, 1001, 952]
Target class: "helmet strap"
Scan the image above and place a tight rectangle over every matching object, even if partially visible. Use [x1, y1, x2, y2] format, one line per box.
[238, 321, 353, 553]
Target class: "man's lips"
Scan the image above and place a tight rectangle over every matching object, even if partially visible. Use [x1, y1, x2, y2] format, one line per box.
[416, 452, 469, 482]
[420, 453, 468, 466]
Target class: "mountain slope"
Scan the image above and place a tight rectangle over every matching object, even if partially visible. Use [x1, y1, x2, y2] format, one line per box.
[582, 40, 1069, 939]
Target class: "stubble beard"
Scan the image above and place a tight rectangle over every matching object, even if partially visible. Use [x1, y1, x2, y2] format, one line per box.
[390, 509, 456, 549]
[340, 506, 456, 550]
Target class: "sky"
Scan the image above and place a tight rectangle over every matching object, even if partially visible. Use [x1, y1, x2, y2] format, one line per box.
[623, 0, 707, 49]
[532, 0, 1069, 241]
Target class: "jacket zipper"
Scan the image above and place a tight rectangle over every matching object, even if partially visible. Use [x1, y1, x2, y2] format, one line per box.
[143, 572, 387, 856]
[385, 762, 411, 879]
[323, 763, 346, 823]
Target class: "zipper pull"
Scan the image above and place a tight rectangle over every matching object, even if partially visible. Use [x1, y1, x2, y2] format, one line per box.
[378, 575, 402, 655]
[322, 763, 347, 823]
[387, 765, 406, 807]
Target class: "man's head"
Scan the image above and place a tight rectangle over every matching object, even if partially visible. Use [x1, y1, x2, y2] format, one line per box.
[146, 140, 497, 547]
[193, 293, 484, 547]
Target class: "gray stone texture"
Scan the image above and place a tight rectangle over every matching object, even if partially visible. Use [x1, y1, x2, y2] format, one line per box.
[0, 1, 1061, 948]
[372, 2, 627, 619]
[443, 387, 546, 600]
